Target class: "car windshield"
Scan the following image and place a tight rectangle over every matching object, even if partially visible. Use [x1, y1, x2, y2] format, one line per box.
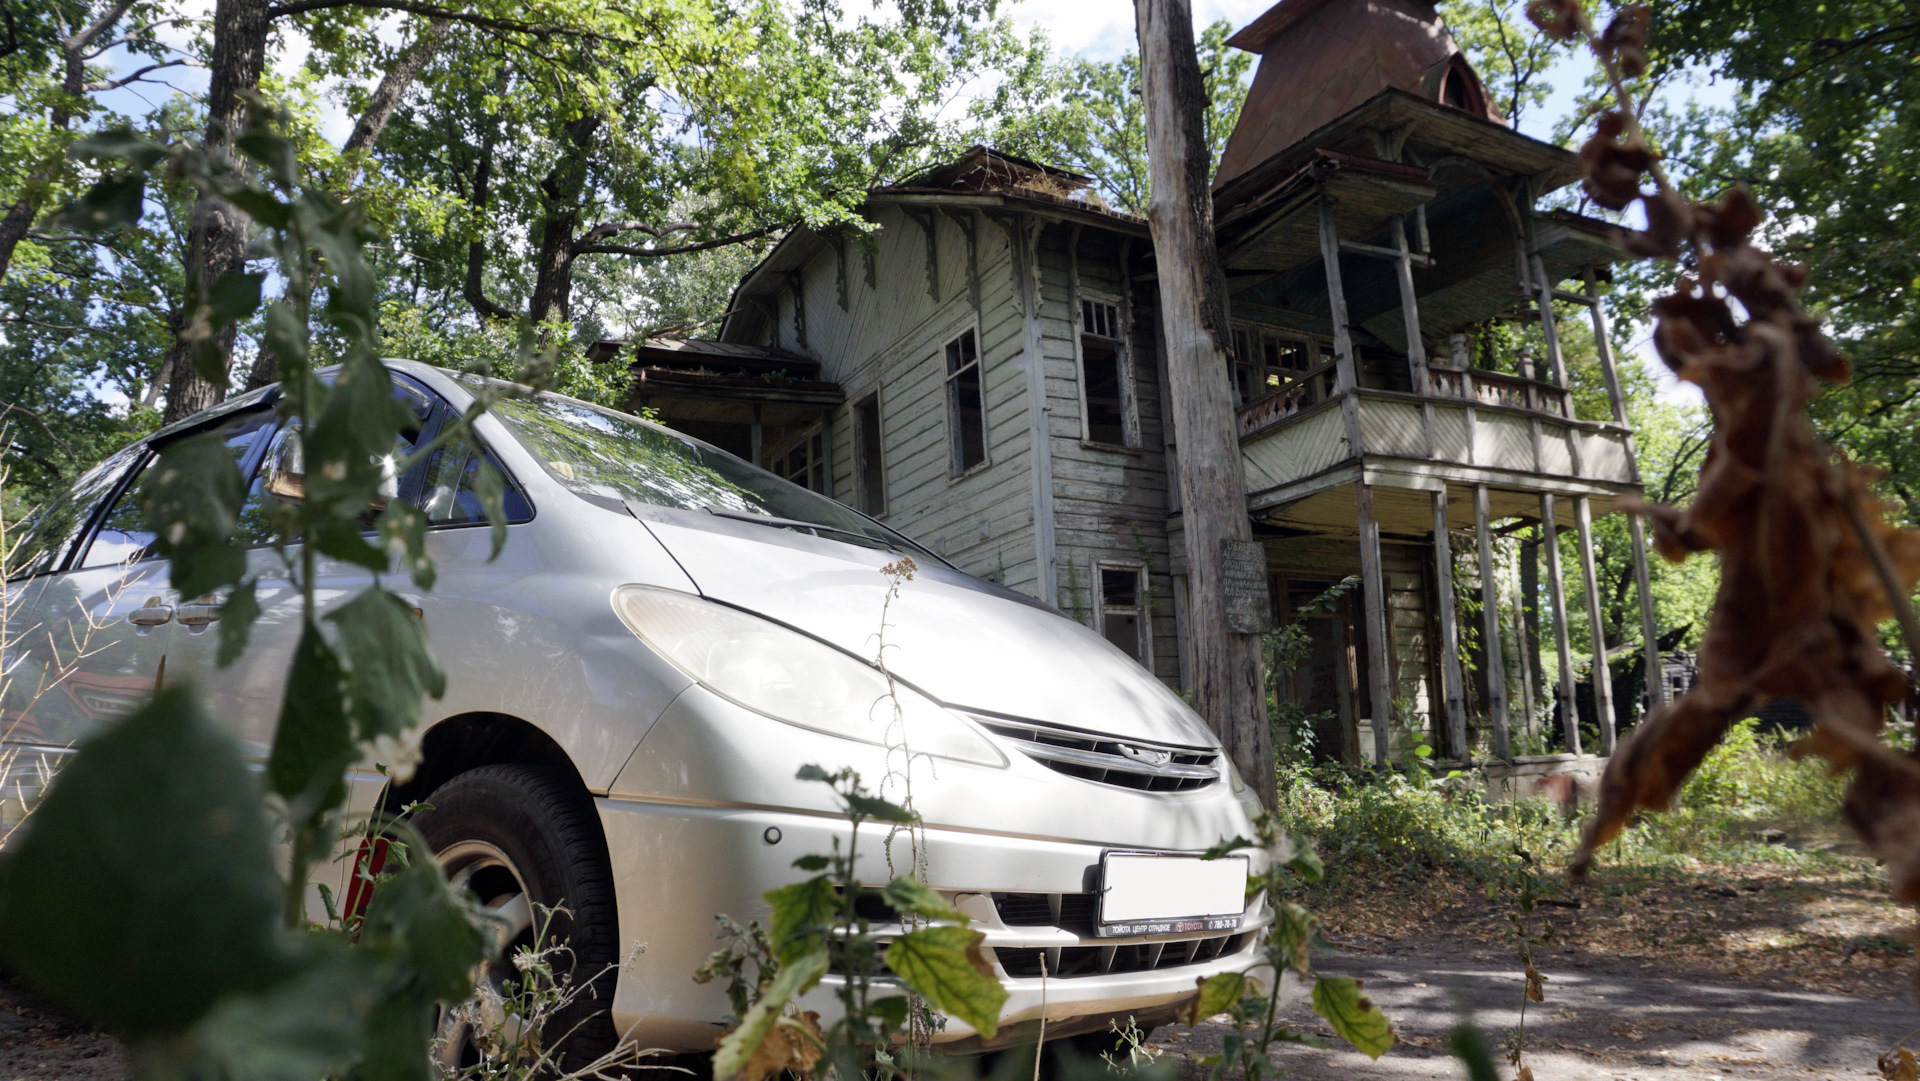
[482, 388, 934, 559]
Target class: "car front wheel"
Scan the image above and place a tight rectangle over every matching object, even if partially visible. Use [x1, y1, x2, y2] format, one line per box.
[412, 763, 620, 1072]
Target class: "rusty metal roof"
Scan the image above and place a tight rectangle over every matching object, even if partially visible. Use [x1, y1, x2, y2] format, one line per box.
[1216, 0, 1505, 189]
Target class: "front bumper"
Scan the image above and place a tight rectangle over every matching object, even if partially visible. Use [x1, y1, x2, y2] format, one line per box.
[598, 683, 1267, 1051]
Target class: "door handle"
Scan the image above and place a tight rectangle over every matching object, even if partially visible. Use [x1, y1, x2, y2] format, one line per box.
[128, 600, 174, 627]
[176, 604, 221, 628]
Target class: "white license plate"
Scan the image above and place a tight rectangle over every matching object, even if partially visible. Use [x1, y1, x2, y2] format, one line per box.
[1096, 850, 1249, 937]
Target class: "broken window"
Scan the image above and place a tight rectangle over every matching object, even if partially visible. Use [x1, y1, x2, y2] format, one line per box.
[853, 393, 885, 515]
[775, 425, 826, 493]
[945, 327, 987, 474]
[1099, 564, 1148, 664]
[1079, 299, 1133, 446]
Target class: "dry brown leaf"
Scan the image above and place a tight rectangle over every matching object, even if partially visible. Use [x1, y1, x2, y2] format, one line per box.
[1879, 1046, 1918, 1081]
[1516, 1067, 1536, 1081]
[739, 1011, 824, 1081]
[1524, 963, 1546, 1003]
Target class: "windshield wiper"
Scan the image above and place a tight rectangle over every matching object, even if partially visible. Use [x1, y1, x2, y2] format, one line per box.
[701, 505, 894, 550]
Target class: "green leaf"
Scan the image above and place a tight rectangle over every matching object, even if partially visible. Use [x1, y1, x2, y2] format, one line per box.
[795, 764, 834, 782]
[376, 500, 434, 589]
[326, 588, 446, 743]
[1269, 902, 1314, 975]
[1200, 835, 1254, 860]
[226, 187, 292, 229]
[1448, 1024, 1500, 1081]
[0, 687, 287, 1036]
[712, 950, 828, 1081]
[311, 516, 390, 573]
[883, 926, 1006, 1038]
[235, 130, 297, 187]
[1185, 970, 1246, 1025]
[261, 301, 309, 385]
[843, 791, 915, 824]
[869, 995, 910, 1029]
[217, 578, 261, 668]
[358, 854, 488, 1004]
[1286, 846, 1325, 883]
[790, 854, 830, 872]
[879, 877, 961, 922]
[69, 127, 165, 168]
[206, 270, 266, 328]
[764, 876, 836, 965]
[184, 941, 386, 1081]
[142, 432, 248, 601]
[267, 621, 351, 811]
[469, 457, 508, 558]
[56, 173, 145, 231]
[1310, 976, 1394, 1059]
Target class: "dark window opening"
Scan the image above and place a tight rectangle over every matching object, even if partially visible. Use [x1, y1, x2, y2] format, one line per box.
[1100, 566, 1145, 662]
[1082, 339, 1127, 446]
[853, 394, 885, 515]
[82, 411, 275, 568]
[774, 426, 826, 494]
[945, 328, 986, 474]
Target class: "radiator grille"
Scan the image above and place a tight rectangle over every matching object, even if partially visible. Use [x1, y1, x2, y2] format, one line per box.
[993, 932, 1254, 979]
[973, 717, 1221, 792]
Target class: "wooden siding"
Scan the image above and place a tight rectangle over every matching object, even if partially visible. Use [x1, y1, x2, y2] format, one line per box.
[778, 204, 1043, 597]
[1034, 225, 1182, 683]
[1243, 404, 1348, 490]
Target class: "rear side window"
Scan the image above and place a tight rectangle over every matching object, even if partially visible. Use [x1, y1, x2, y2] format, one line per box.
[79, 411, 276, 569]
[419, 435, 532, 526]
[8, 444, 146, 579]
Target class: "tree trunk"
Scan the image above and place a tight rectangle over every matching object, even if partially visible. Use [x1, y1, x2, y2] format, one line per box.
[0, 1, 118, 282]
[527, 114, 601, 326]
[163, 0, 271, 423]
[1133, 0, 1272, 806]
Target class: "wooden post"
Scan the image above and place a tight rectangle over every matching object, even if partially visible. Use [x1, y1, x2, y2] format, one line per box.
[1356, 482, 1393, 766]
[1585, 267, 1628, 426]
[1540, 494, 1582, 755]
[750, 403, 764, 468]
[1530, 255, 1569, 389]
[1432, 487, 1469, 759]
[1512, 542, 1537, 746]
[1389, 216, 1427, 393]
[1134, 0, 1272, 806]
[1474, 484, 1510, 760]
[1574, 495, 1617, 753]
[1319, 199, 1365, 460]
[1630, 514, 1666, 710]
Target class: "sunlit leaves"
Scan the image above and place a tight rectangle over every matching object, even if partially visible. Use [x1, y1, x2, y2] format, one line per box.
[0, 688, 288, 1036]
[712, 950, 828, 1081]
[1185, 970, 1247, 1025]
[1310, 975, 1395, 1059]
[327, 587, 446, 746]
[882, 925, 1005, 1038]
[765, 876, 837, 965]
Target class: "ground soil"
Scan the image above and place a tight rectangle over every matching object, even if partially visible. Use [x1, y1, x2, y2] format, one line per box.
[1149, 858, 1920, 1079]
[4, 860, 1915, 1080]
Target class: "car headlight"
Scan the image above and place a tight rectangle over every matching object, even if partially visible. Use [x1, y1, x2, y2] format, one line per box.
[611, 586, 1006, 767]
[1224, 754, 1247, 794]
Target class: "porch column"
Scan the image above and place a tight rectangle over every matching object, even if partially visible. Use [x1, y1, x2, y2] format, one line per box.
[751, 403, 764, 467]
[1317, 200, 1357, 393]
[1630, 515, 1666, 710]
[1574, 495, 1618, 753]
[1432, 487, 1469, 759]
[1530, 255, 1569, 389]
[1389, 216, 1428, 393]
[1474, 484, 1510, 760]
[1356, 481, 1394, 766]
[1512, 543, 1537, 745]
[1585, 267, 1628, 425]
[1540, 493, 1582, 755]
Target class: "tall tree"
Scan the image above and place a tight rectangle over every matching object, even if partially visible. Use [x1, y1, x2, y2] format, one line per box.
[1134, 0, 1272, 804]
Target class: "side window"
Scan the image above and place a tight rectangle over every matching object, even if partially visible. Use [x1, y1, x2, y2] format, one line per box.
[246, 419, 421, 540]
[1098, 565, 1148, 664]
[1077, 298, 1134, 447]
[8, 443, 146, 578]
[852, 393, 885, 516]
[943, 327, 987, 475]
[78, 411, 274, 570]
[419, 436, 532, 526]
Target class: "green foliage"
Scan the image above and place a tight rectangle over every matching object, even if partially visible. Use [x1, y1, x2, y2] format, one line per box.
[978, 19, 1252, 214]
[1186, 814, 1395, 1078]
[0, 102, 517, 1075]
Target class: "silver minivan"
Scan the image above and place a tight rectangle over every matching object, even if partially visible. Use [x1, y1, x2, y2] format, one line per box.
[0, 360, 1267, 1060]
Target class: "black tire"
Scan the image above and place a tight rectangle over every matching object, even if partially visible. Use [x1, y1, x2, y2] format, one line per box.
[413, 764, 619, 1071]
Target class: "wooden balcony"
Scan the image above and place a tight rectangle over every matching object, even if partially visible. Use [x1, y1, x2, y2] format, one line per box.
[1238, 381, 1636, 512]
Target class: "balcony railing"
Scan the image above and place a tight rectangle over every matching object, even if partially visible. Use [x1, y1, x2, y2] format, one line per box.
[1426, 365, 1572, 420]
[1237, 361, 1338, 436]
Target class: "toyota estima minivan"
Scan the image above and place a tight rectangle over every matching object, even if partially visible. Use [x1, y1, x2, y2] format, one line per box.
[1, 359, 1268, 1059]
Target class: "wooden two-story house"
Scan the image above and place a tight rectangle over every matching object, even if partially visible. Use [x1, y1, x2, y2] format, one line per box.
[587, 0, 1666, 767]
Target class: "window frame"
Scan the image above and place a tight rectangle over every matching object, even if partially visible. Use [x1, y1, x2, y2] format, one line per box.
[769, 421, 827, 495]
[1094, 560, 1151, 668]
[942, 323, 990, 477]
[851, 392, 886, 516]
[1074, 295, 1138, 449]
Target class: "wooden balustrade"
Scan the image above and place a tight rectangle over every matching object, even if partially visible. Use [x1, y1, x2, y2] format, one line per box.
[1236, 361, 1338, 436]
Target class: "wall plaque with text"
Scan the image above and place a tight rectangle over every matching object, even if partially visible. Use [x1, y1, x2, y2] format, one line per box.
[1222, 538, 1272, 633]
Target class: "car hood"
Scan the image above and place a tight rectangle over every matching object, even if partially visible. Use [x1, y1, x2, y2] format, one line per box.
[634, 512, 1218, 748]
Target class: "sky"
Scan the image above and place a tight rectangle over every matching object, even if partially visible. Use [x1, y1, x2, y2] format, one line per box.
[83, 0, 1706, 407]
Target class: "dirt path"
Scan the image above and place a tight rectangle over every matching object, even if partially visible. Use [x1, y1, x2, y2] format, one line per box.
[1156, 949, 1918, 1080]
